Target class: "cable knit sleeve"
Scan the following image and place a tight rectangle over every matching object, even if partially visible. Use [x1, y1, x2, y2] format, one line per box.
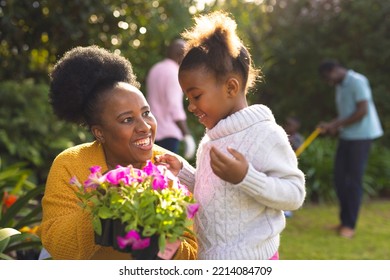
[178, 160, 196, 193]
[237, 131, 306, 211]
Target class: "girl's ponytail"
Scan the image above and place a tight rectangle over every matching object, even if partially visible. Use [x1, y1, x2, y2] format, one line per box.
[180, 11, 260, 91]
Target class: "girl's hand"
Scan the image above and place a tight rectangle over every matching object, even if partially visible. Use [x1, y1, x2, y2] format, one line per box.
[209, 146, 248, 184]
[155, 154, 183, 176]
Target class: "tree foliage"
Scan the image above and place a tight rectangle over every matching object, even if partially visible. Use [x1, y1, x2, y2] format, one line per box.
[219, 0, 389, 143]
[0, 0, 196, 83]
[2, 0, 387, 141]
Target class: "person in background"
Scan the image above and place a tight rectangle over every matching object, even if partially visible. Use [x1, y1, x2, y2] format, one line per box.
[284, 116, 304, 151]
[146, 39, 196, 159]
[318, 59, 383, 238]
[37, 46, 197, 259]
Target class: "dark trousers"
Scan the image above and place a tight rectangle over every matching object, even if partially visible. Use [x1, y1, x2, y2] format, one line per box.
[334, 139, 372, 229]
[155, 138, 180, 154]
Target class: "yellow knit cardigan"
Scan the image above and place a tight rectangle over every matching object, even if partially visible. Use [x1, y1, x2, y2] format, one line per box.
[38, 141, 197, 260]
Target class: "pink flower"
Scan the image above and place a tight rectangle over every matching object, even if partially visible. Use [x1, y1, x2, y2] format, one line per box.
[82, 165, 104, 190]
[186, 203, 199, 219]
[178, 183, 190, 196]
[132, 237, 151, 250]
[152, 174, 168, 190]
[117, 230, 150, 250]
[104, 166, 130, 185]
[142, 161, 169, 190]
[84, 172, 104, 190]
[89, 165, 102, 174]
[70, 176, 80, 186]
[143, 160, 160, 176]
[133, 169, 146, 182]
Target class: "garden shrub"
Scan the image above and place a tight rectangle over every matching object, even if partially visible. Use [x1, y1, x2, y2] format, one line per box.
[0, 80, 92, 184]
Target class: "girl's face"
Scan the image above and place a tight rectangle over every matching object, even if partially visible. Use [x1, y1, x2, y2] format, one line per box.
[92, 82, 157, 169]
[179, 68, 238, 129]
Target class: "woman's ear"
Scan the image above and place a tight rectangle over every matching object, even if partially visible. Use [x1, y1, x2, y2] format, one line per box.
[91, 125, 105, 143]
[226, 77, 240, 98]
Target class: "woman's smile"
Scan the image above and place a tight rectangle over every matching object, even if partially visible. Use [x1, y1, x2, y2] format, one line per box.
[133, 135, 153, 150]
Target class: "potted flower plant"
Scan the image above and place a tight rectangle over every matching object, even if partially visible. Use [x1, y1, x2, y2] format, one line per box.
[70, 160, 198, 259]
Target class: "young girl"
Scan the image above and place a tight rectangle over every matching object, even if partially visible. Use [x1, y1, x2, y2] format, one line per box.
[159, 11, 305, 260]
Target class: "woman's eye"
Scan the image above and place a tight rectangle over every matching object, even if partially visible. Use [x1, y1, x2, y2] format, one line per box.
[193, 95, 201, 100]
[143, 111, 151, 117]
[123, 117, 133, 123]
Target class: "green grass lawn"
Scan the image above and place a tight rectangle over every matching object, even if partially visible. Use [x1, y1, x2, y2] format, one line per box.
[280, 200, 390, 260]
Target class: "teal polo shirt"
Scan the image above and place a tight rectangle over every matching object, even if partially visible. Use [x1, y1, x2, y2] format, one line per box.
[336, 70, 383, 140]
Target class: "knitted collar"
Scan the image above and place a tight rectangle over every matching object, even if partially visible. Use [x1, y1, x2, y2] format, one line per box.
[206, 104, 275, 140]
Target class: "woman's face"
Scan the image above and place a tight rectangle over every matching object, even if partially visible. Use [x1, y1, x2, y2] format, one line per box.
[179, 68, 235, 130]
[93, 82, 157, 169]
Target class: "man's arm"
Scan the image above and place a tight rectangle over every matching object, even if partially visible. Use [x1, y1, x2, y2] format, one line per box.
[176, 120, 196, 159]
[175, 120, 190, 136]
[319, 100, 368, 134]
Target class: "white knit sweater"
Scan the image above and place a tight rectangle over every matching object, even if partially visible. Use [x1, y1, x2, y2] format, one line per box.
[179, 105, 306, 260]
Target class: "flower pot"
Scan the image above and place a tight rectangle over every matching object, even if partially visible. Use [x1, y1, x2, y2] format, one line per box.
[94, 218, 160, 259]
[94, 218, 131, 253]
[130, 234, 159, 260]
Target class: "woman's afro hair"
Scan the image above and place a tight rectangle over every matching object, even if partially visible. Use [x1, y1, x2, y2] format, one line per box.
[49, 45, 140, 125]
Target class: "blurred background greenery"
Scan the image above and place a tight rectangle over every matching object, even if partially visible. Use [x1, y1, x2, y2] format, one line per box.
[0, 0, 389, 259]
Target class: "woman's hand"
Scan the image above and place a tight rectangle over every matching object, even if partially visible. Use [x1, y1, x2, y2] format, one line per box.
[155, 154, 183, 176]
[209, 146, 248, 184]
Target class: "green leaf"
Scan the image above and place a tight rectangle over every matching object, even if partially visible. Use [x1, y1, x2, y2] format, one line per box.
[142, 225, 157, 237]
[0, 237, 10, 253]
[11, 173, 30, 195]
[0, 186, 44, 227]
[139, 196, 157, 208]
[159, 233, 166, 252]
[0, 164, 26, 182]
[98, 206, 113, 219]
[7, 232, 40, 246]
[14, 205, 42, 229]
[0, 228, 21, 242]
[0, 252, 13, 260]
[92, 216, 102, 236]
[5, 240, 42, 253]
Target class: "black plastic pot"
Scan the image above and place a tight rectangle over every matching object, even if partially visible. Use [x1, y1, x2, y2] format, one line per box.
[94, 218, 159, 259]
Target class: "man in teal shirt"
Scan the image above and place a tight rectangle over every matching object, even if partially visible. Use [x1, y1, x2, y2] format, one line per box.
[318, 60, 383, 238]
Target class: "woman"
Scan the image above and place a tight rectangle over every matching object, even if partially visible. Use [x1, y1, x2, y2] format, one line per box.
[37, 46, 197, 260]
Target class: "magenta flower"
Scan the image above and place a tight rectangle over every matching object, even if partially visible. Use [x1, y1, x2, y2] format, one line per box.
[132, 237, 151, 250]
[186, 203, 199, 219]
[143, 160, 169, 190]
[82, 165, 104, 190]
[104, 166, 130, 185]
[143, 160, 160, 176]
[89, 165, 102, 174]
[84, 172, 105, 190]
[134, 169, 146, 183]
[117, 230, 150, 250]
[152, 174, 168, 190]
[69, 176, 80, 186]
